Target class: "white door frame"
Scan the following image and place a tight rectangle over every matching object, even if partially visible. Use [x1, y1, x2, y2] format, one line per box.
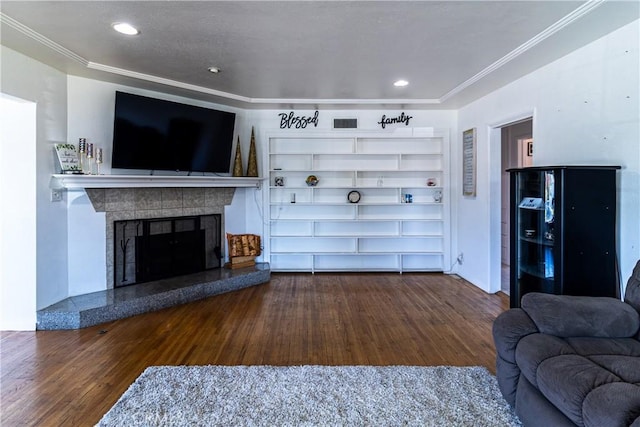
[487, 110, 535, 294]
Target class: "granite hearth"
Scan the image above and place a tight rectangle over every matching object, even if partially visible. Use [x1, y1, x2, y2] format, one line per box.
[37, 263, 270, 330]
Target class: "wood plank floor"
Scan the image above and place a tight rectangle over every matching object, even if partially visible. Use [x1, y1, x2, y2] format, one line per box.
[1, 272, 509, 426]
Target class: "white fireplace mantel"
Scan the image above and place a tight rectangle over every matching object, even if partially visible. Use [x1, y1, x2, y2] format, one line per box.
[51, 174, 265, 189]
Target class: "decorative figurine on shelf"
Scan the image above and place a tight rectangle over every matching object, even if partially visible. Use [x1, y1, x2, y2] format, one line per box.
[246, 127, 259, 177]
[232, 136, 244, 177]
[275, 176, 285, 186]
[305, 175, 319, 186]
[434, 190, 443, 203]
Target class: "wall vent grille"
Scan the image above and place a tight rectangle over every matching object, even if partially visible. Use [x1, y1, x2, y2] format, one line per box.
[333, 118, 358, 129]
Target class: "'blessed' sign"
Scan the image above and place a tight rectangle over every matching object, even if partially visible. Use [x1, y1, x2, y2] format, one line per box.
[278, 111, 319, 129]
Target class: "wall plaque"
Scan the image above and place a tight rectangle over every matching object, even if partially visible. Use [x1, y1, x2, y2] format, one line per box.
[462, 128, 477, 197]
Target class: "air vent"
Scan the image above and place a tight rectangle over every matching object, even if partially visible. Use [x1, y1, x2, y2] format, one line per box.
[333, 118, 358, 129]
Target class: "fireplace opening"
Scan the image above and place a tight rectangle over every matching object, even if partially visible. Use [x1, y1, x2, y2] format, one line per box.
[114, 214, 221, 287]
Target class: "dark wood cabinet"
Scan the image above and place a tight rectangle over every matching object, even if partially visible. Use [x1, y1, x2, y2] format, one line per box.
[508, 166, 620, 308]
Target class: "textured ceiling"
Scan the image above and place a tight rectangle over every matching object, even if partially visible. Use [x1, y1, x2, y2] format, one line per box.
[1, 1, 638, 109]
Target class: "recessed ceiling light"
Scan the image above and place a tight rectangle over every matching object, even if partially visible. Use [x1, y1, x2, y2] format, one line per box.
[208, 66, 221, 74]
[112, 22, 140, 36]
[394, 79, 409, 87]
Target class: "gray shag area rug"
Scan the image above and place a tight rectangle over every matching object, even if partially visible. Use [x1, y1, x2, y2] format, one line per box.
[97, 365, 521, 426]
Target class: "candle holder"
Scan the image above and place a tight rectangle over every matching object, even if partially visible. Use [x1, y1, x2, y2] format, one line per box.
[78, 138, 86, 173]
[96, 148, 103, 175]
[86, 143, 94, 175]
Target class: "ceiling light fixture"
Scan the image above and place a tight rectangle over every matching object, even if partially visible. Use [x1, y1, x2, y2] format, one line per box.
[112, 22, 140, 36]
[208, 66, 221, 74]
[393, 79, 409, 87]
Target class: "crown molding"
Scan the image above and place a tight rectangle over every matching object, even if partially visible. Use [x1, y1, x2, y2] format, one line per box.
[87, 62, 253, 104]
[440, 0, 605, 102]
[0, 12, 88, 66]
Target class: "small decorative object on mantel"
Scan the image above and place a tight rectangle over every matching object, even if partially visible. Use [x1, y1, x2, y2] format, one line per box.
[305, 175, 319, 186]
[54, 143, 81, 174]
[96, 147, 103, 175]
[86, 142, 94, 175]
[78, 138, 86, 172]
[225, 233, 261, 269]
[232, 137, 244, 177]
[246, 127, 259, 177]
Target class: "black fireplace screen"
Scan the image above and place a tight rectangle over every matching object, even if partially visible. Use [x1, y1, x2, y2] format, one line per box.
[113, 214, 221, 287]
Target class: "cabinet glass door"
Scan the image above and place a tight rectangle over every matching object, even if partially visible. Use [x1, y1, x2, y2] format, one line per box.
[513, 169, 557, 303]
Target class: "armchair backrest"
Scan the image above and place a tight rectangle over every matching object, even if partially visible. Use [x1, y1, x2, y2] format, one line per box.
[624, 260, 640, 314]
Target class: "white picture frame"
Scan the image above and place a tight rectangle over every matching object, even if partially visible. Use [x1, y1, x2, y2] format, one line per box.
[55, 143, 81, 173]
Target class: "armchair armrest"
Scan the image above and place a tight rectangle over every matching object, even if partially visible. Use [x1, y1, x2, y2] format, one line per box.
[492, 308, 538, 364]
[521, 292, 640, 338]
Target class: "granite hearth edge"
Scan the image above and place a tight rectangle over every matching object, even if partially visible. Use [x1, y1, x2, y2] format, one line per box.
[37, 263, 270, 330]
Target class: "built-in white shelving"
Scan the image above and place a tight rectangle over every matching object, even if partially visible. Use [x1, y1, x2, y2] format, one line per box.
[267, 131, 450, 273]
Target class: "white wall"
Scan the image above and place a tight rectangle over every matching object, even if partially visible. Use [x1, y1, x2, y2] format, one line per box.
[456, 20, 640, 294]
[67, 190, 106, 296]
[1, 46, 69, 310]
[0, 95, 37, 330]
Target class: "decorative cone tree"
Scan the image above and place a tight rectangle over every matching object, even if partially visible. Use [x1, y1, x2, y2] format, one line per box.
[232, 136, 243, 177]
[246, 127, 259, 177]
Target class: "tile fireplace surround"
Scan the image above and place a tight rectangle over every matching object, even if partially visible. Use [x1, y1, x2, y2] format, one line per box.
[86, 186, 235, 289]
[35, 186, 271, 330]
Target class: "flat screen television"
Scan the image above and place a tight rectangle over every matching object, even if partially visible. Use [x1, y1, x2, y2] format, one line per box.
[112, 91, 236, 173]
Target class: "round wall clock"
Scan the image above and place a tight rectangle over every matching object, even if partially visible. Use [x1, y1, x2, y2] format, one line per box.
[347, 190, 361, 203]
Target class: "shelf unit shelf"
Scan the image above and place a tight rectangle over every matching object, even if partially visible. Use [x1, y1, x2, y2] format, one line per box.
[267, 130, 449, 273]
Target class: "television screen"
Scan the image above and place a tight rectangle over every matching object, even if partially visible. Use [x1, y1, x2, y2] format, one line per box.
[112, 92, 236, 173]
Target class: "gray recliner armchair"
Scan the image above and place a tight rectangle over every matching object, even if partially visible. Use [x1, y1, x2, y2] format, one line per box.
[493, 260, 640, 427]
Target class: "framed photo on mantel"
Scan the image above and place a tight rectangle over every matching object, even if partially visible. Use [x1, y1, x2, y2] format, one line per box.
[462, 128, 477, 197]
[55, 143, 81, 173]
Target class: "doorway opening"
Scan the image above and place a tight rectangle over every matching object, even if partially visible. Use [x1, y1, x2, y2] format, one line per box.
[0, 94, 37, 330]
[500, 119, 533, 294]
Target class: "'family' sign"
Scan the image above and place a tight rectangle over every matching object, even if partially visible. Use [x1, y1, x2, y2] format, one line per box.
[377, 112, 413, 129]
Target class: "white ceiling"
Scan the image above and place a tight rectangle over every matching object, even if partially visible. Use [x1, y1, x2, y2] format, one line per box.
[1, 1, 638, 109]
